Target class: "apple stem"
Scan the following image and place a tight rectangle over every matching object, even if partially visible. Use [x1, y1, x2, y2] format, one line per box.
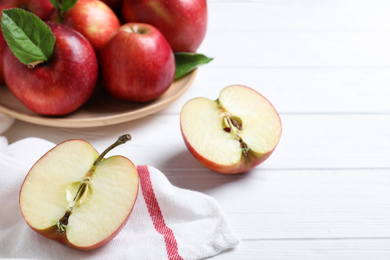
[56, 0, 65, 21]
[93, 134, 132, 166]
[27, 60, 44, 69]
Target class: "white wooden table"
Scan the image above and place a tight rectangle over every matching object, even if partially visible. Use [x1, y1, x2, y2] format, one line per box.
[3, 0, 390, 258]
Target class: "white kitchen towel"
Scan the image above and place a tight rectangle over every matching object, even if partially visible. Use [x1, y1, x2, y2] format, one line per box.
[0, 137, 239, 259]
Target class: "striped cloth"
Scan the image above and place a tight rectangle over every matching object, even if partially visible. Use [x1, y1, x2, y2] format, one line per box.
[0, 137, 239, 259]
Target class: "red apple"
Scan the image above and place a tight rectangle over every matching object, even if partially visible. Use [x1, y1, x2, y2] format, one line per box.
[122, 0, 207, 52]
[3, 22, 98, 116]
[50, 0, 121, 52]
[0, 0, 54, 20]
[99, 23, 175, 102]
[19, 134, 139, 250]
[180, 85, 282, 174]
[0, 0, 54, 83]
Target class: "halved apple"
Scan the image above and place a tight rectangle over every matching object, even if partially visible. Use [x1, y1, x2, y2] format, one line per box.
[180, 85, 282, 174]
[19, 135, 139, 250]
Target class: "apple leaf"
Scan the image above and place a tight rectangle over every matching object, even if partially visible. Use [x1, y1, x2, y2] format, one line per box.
[1, 8, 55, 66]
[174, 52, 213, 80]
[50, 0, 78, 12]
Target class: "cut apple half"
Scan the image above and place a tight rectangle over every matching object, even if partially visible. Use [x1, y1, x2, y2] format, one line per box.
[19, 135, 139, 250]
[180, 85, 282, 174]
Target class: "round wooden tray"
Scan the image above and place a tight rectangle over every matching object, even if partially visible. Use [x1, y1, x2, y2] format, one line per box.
[0, 70, 197, 128]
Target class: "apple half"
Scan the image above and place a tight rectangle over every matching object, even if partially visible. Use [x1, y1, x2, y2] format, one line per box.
[19, 135, 139, 250]
[180, 85, 282, 174]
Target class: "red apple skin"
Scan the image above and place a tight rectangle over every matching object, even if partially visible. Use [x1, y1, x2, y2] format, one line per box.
[3, 22, 98, 116]
[59, 0, 121, 52]
[0, 32, 6, 85]
[0, 7, 8, 85]
[0, 0, 54, 20]
[181, 133, 277, 174]
[99, 23, 175, 102]
[122, 0, 207, 52]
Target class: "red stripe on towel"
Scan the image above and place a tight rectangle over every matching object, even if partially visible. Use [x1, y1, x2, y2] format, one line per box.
[137, 165, 183, 260]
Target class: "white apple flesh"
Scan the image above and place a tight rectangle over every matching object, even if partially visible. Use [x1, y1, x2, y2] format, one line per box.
[180, 85, 282, 174]
[19, 135, 139, 250]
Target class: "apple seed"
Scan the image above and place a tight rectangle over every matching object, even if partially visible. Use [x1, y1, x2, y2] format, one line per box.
[222, 115, 249, 156]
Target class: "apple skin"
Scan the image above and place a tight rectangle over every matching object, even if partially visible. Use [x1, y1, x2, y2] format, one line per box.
[0, 32, 6, 84]
[57, 0, 121, 52]
[180, 85, 282, 174]
[3, 22, 98, 116]
[0, 0, 54, 20]
[122, 0, 207, 52]
[99, 23, 175, 102]
[182, 133, 276, 174]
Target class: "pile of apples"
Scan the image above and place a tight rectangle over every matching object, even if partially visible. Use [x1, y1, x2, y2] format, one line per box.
[0, 0, 207, 115]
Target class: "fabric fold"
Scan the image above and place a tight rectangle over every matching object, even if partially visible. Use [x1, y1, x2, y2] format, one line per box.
[0, 137, 239, 259]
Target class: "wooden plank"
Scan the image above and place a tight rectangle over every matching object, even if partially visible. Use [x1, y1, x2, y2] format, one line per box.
[165, 67, 390, 114]
[198, 31, 390, 68]
[213, 238, 390, 259]
[207, 0, 390, 31]
[164, 169, 390, 240]
[5, 114, 390, 170]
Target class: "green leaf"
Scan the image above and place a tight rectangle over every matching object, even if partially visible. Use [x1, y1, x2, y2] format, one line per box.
[174, 52, 213, 80]
[50, 0, 78, 12]
[49, 0, 58, 9]
[1, 8, 55, 66]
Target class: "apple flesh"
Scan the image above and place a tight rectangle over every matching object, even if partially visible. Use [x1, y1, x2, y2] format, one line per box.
[99, 23, 175, 102]
[180, 85, 282, 174]
[19, 135, 139, 250]
[59, 0, 121, 52]
[3, 22, 98, 116]
[122, 0, 207, 52]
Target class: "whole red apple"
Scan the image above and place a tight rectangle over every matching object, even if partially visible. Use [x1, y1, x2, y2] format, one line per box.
[0, 0, 54, 20]
[3, 22, 98, 116]
[51, 0, 120, 52]
[122, 0, 207, 52]
[99, 23, 175, 102]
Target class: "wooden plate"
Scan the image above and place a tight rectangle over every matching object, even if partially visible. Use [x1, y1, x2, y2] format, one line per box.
[0, 70, 197, 128]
